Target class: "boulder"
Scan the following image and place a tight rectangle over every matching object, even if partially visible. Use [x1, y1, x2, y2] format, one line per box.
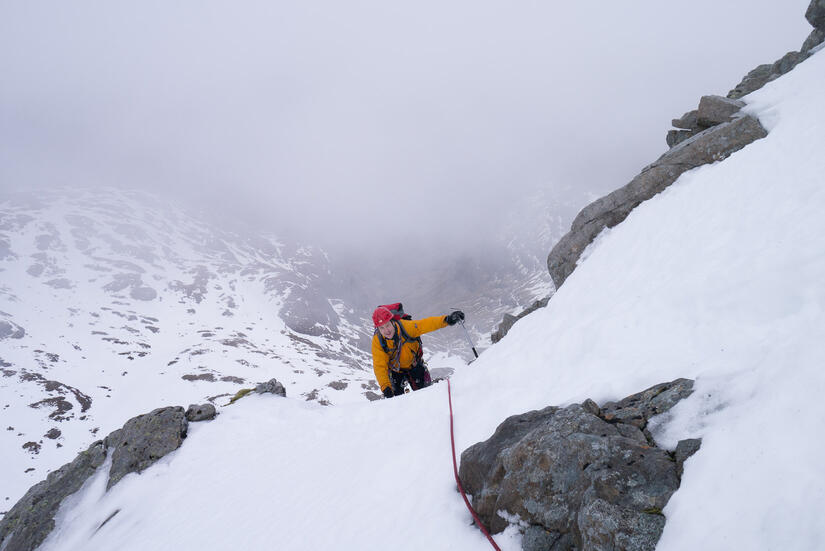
[0, 442, 107, 551]
[186, 403, 217, 422]
[254, 378, 287, 397]
[696, 95, 745, 127]
[806, 0, 825, 29]
[459, 379, 698, 551]
[548, 116, 767, 289]
[105, 406, 188, 489]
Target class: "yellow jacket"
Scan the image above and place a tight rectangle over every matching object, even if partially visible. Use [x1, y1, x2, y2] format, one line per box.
[372, 316, 448, 392]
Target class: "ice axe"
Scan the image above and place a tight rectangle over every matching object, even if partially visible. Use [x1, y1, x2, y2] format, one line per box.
[459, 320, 478, 360]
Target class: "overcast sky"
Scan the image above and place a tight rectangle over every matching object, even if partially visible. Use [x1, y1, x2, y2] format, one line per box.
[0, 0, 812, 254]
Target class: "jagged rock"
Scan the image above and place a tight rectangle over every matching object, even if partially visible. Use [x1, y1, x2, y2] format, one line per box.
[727, 63, 776, 99]
[601, 379, 694, 429]
[0, 441, 107, 551]
[671, 109, 701, 131]
[806, 0, 825, 29]
[254, 378, 287, 397]
[459, 379, 696, 550]
[105, 406, 188, 489]
[802, 28, 825, 52]
[548, 116, 767, 289]
[491, 297, 550, 344]
[666, 129, 695, 148]
[185, 403, 217, 422]
[728, 51, 810, 100]
[674, 438, 702, 477]
[696, 95, 745, 127]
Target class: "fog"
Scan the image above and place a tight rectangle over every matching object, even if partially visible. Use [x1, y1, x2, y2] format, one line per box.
[0, 0, 812, 255]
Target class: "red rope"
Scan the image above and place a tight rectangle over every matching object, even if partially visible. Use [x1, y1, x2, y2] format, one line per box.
[447, 378, 502, 550]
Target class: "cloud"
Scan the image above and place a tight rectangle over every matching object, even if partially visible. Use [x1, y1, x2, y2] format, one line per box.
[0, 0, 812, 253]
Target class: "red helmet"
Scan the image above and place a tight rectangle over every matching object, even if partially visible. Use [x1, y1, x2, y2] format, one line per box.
[372, 306, 393, 327]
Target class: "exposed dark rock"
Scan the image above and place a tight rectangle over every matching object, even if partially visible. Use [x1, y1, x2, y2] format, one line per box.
[364, 391, 383, 401]
[806, 0, 825, 29]
[254, 378, 287, 397]
[104, 406, 188, 489]
[671, 109, 700, 130]
[459, 379, 697, 550]
[22, 442, 41, 455]
[802, 28, 825, 52]
[182, 373, 216, 382]
[44, 428, 62, 440]
[665, 129, 694, 148]
[0, 320, 26, 340]
[674, 438, 702, 477]
[328, 380, 348, 390]
[185, 403, 217, 422]
[491, 297, 550, 344]
[548, 116, 767, 289]
[600, 379, 694, 430]
[0, 441, 107, 551]
[696, 95, 745, 127]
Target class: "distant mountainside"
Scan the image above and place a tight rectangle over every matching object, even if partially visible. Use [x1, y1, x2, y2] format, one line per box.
[0, 185, 578, 505]
[0, 188, 384, 502]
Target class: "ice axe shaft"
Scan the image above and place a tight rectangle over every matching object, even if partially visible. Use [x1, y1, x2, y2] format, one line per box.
[459, 320, 478, 359]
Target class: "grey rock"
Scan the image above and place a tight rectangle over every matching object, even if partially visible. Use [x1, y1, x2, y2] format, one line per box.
[772, 50, 810, 76]
[666, 129, 695, 148]
[671, 109, 700, 131]
[548, 116, 767, 289]
[674, 438, 702, 477]
[696, 95, 745, 127]
[578, 499, 665, 551]
[727, 63, 776, 99]
[130, 286, 158, 301]
[491, 297, 550, 344]
[0, 441, 107, 551]
[728, 51, 810, 100]
[522, 525, 565, 551]
[802, 28, 825, 52]
[185, 403, 217, 422]
[254, 378, 287, 397]
[807, 0, 825, 29]
[581, 398, 600, 417]
[601, 379, 694, 430]
[105, 406, 188, 489]
[459, 381, 695, 550]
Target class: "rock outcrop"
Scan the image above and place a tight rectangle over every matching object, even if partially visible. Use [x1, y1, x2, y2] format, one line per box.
[491, 297, 550, 344]
[0, 405, 208, 551]
[545, 1, 822, 292]
[459, 379, 699, 551]
[547, 114, 767, 288]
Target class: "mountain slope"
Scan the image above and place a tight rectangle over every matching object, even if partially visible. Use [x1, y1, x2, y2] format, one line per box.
[24, 39, 825, 551]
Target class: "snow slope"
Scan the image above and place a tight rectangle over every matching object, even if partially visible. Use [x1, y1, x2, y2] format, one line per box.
[19, 47, 825, 551]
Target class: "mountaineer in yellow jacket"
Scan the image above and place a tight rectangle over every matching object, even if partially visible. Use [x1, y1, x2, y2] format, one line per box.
[371, 304, 465, 398]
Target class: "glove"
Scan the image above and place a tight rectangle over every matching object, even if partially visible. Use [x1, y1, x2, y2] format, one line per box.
[445, 310, 465, 326]
[382, 387, 395, 399]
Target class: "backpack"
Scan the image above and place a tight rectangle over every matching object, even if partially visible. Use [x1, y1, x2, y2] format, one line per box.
[374, 302, 424, 368]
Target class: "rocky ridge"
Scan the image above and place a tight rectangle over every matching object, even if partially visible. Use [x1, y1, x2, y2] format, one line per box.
[494, 1, 825, 344]
[545, 0, 825, 294]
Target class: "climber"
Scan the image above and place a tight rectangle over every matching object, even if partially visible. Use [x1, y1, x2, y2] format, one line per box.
[372, 304, 465, 398]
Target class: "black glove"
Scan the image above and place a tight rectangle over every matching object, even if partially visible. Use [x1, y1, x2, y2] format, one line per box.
[445, 310, 465, 326]
[382, 387, 395, 399]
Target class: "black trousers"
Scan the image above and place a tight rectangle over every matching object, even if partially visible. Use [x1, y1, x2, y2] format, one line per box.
[389, 362, 432, 395]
